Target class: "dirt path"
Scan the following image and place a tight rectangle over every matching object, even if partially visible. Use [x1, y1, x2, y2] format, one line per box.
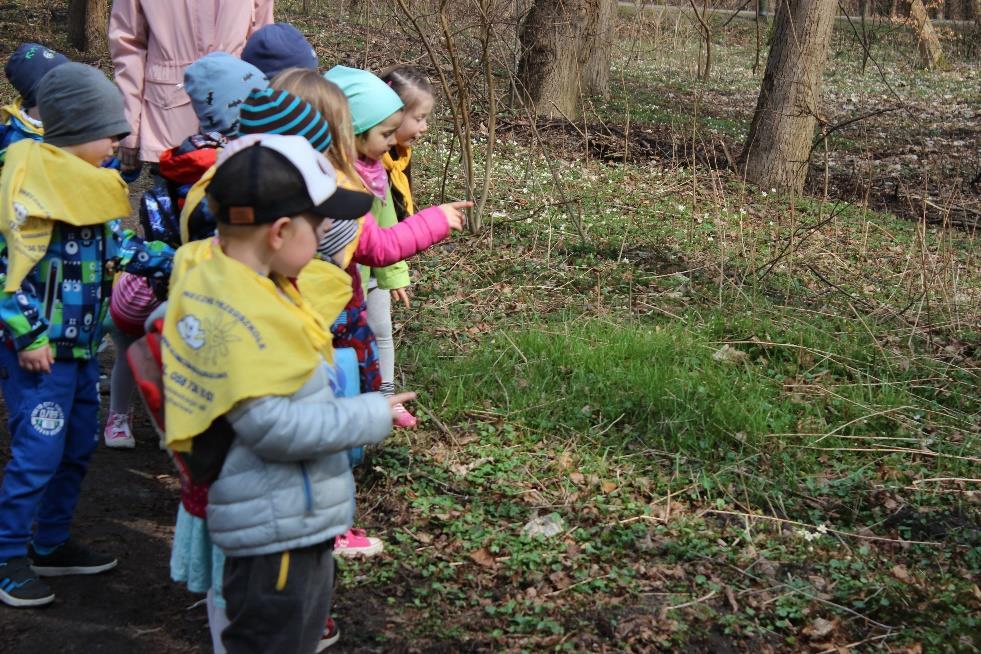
[0, 354, 409, 653]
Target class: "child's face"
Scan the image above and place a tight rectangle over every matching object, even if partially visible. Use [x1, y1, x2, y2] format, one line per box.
[395, 94, 435, 147]
[270, 214, 331, 278]
[357, 111, 403, 161]
[65, 137, 118, 167]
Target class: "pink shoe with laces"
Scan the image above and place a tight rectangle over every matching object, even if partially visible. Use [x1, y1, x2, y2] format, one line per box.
[333, 528, 384, 558]
[103, 412, 135, 449]
[391, 402, 417, 429]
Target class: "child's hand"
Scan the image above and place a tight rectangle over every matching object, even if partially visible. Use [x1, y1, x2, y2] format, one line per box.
[18, 345, 54, 374]
[388, 392, 417, 422]
[391, 287, 411, 309]
[439, 201, 472, 232]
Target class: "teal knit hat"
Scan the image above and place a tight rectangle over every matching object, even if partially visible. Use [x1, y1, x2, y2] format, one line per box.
[323, 65, 403, 135]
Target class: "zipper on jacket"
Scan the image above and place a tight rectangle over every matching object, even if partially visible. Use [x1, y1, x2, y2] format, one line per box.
[299, 463, 313, 514]
[43, 260, 59, 323]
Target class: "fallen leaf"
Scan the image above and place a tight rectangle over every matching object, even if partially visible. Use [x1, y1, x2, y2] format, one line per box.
[600, 480, 618, 493]
[801, 617, 837, 639]
[756, 557, 778, 579]
[521, 513, 566, 538]
[557, 452, 574, 470]
[569, 472, 585, 485]
[469, 548, 497, 568]
[549, 570, 572, 590]
[712, 344, 748, 364]
[891, 564, 914, 584]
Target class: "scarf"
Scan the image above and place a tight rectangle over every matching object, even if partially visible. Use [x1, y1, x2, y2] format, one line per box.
[354, 157, 388, 202]
[297, 258, 354, 335]
[0, 100, 43, 138]
[381, 145, 414, 216]
[0, 140, 130, 291]
[162, 238, 333, 451]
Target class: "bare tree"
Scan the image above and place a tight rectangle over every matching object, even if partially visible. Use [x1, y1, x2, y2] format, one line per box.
[583, 0, 617, 95]
[909, 0, 943, 68]
[740, 0, 837, 194]
[516, 0, 605, 117]
[68, 0, 108, 53]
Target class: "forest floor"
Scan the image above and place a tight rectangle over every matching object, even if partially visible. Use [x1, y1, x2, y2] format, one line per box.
[0, 2, 979, 653]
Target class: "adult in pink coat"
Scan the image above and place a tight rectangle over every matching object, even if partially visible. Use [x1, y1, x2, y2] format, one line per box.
[109, 0, 275, 170]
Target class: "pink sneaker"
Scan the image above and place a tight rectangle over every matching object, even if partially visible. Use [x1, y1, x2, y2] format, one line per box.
[103, 412, 135, 449]
[333, 528, 384, 558]
[316, 616, 340, 651]
[392, 403, 418, 429]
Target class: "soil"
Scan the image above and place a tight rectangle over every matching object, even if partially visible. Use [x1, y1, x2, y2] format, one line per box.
[0, 354, 404, 653]
[0, 364, 210, 653]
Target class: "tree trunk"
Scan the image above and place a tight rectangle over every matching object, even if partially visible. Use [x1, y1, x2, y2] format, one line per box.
[68, 0, 108, 53]
[740, 0, 837, 195]
[583, 0, 616, 95]
[517, 0, 603, 117]
[909, 0, 943, 68]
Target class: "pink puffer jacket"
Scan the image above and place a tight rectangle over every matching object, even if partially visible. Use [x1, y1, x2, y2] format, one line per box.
[109, 0, 275, 162]
[353, 206, 450, 268]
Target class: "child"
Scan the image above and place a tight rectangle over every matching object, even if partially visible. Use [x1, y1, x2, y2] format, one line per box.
[324, 65, 470, 428]
[273, 68, 467, 556]
[162, 134, 410, 653]
[0, 43, 69, 166]
[242, 22, 319, 78]
[104, 52, 267, 448]
[0, 63, 174, 608]
[375, 66, 437, 426]
[380, 66, 435, 223]
[179, 86, 334, 243]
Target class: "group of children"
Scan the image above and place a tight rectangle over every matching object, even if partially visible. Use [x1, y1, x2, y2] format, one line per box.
[0, 21, 469, 654]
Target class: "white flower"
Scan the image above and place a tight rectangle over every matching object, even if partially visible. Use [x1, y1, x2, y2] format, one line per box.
[761, 191, 768, 198]
[677, 204, 686, 212]
[770, 188, 777, 194]
[816, 523, 829, 535]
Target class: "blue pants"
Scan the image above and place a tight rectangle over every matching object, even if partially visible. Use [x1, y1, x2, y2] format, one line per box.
[0, 347, 100, 562]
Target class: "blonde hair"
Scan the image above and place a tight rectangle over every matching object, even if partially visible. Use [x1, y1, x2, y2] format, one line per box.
[270, 67, 364, 191]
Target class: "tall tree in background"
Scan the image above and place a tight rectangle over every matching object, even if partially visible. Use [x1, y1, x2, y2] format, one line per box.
[909, 0, 943, 68]
[68, 0, 108, 53]
[583, 0, 616, 95]
[740, 0, 836, 194]
[516, 0, 607, 117]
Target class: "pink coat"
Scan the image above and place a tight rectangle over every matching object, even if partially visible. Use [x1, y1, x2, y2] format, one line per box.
[353, 207, 450, 268]
[109, 0, 274, 162]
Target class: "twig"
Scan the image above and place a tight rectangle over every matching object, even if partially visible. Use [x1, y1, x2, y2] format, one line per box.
[704, 509, 949, 547]
[661, 589, 717, 614]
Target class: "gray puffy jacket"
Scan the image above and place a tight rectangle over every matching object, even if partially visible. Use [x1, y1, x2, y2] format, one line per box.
[207, 361, 392, 557]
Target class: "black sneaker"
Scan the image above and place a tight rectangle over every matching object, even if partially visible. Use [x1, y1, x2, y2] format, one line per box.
[28, 540, 117, 577]
[0, 557, 55, 607]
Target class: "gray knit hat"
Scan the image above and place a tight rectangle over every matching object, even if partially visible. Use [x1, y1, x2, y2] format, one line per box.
[37, 62, 131, 147]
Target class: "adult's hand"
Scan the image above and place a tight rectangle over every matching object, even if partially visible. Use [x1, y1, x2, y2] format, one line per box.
[118, 146, 141, 173]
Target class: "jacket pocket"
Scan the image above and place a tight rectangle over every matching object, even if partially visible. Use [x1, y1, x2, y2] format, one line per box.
[143, 80, 190, 111]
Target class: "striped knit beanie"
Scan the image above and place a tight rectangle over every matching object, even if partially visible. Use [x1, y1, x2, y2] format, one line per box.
[317, 220, 360, 260]
[238, 87, 332, 153]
